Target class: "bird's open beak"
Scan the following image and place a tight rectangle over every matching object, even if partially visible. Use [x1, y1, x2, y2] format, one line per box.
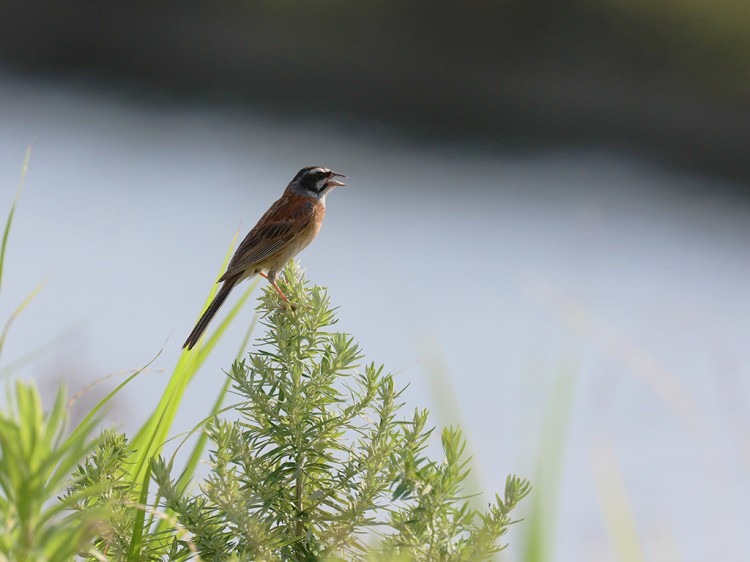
[326, 171, 347, 187]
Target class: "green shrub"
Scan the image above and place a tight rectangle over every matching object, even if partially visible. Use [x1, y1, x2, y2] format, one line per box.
[149, 263, 530, 561]
[0, 381, 103, 561]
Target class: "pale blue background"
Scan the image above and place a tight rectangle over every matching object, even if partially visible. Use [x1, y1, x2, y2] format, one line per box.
[1, 75, 748, 561]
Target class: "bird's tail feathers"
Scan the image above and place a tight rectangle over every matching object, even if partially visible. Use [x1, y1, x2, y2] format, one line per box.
[182, 279, 237, 350]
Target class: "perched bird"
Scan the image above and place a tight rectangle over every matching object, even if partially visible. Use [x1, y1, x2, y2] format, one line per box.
[182, 166, 346, 350]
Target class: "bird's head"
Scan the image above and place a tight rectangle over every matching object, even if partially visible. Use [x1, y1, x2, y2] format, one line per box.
[289, 166, 346, 199]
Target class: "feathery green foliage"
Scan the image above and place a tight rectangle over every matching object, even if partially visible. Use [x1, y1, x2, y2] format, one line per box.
[63, 430, 138, 560]
[151, 263, 530, 561]
[0, 381, 103, 561]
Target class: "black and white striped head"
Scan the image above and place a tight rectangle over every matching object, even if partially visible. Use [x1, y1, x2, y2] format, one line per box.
[288, 166, 346, 200]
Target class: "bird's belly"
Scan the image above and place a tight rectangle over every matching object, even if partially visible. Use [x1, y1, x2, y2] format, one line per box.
[251, 222, 320, 277]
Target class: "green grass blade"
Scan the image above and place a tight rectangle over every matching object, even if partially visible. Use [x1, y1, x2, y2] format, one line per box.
[191, 281, 257, 367]
[66, 349, 163, 446]
[0, 277, 48, 358]
[521, 373, 576, 562]
[0, 145, 31, 302]
[418, 338, 485, 507]
[129, 279, 256, 486]
[126, 469, 152, 562]
[127, 247, 233, 476]
[152, 311, 259, 535]
[174, 373, 231, 478]
[129, 231, 241, 470]
[591, 441, 645, 562]
[0, 331, 71, 379]
[177, 311, 258, 487]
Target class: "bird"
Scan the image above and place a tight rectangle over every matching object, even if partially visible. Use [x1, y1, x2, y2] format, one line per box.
[182, 166, 346, 350]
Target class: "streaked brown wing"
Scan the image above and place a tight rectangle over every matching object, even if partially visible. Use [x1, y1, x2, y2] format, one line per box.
[219, 197, 315, 281]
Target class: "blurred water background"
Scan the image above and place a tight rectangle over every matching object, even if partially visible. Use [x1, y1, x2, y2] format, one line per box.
[1, 1, 749, 560]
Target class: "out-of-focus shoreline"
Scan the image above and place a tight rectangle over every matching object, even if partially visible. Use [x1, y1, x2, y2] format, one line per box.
[1, 1, 748, 184]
